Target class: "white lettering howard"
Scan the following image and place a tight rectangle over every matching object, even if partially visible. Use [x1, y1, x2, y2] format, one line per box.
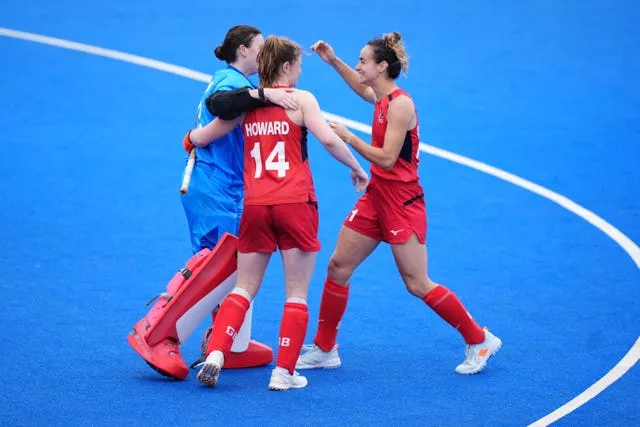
[245, 121, 290, 137]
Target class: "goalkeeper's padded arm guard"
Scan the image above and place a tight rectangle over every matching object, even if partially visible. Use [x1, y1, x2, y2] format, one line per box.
[205, 87, 271, 120]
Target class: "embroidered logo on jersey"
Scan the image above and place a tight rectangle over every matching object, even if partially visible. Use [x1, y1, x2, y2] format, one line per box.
[378, 111, 385, 123]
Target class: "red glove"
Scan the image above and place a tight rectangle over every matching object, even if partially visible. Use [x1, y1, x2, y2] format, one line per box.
[183, 130, 195, 153]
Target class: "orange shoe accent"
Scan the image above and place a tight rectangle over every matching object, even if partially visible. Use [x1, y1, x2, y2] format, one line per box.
[128, 323, 189, 380]
[478, 348, 489, 357]
[223, 340, 274, 369]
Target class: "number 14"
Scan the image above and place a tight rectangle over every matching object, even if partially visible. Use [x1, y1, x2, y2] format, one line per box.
[249, 141, 290, 178]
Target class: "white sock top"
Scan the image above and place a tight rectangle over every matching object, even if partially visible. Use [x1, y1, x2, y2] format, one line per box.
[230, 287, 252, 302]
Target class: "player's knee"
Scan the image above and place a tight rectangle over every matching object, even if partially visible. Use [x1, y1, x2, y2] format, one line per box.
[403, 275, 430, 298]
[326, 256, 354, 283]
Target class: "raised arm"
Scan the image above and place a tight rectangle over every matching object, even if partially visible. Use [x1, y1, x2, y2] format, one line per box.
[311, 40, 376, 104]
[298, 90, 368, 191]
[330, 96, 415, 171]
[205, 87, 298, 120]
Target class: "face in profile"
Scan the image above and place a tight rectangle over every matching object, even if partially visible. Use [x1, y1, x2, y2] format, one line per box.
[355, 45, 380, 85]
[245, 33, 265, 75]
[284, 54, 302, 87]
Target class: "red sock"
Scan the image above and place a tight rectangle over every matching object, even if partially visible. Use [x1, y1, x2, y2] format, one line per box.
[423, 285, 485, 344]
[276, 302, 309, 374]
[314, 279, 349, 352]
[206, 293, 250, 357]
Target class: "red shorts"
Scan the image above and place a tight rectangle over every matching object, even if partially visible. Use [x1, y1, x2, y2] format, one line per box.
[238, 202, 321, 253]
[344, 176, 427, 244]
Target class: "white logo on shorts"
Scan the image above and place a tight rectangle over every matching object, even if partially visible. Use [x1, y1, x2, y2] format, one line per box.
[390, 229, 405, 236]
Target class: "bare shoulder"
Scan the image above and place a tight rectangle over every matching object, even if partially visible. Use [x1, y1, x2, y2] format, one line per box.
[293, 89, 321, 112]
[389, 93, 415, 112]
[388, 93, 417, 128]
[293, 89, 316, 102]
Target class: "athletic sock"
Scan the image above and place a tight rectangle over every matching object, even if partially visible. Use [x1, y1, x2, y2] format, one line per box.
[314, 279, 349, 352]
[423, 285, 485, 344]
[206, 292, 251, 356]
[276, 301, 309, 374]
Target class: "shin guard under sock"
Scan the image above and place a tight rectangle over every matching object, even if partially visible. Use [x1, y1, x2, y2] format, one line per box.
[206, 292, 251, 357]
[423, 285, 485, 344]
[276, 302, 309, 374]
[314, 279, 349, 352]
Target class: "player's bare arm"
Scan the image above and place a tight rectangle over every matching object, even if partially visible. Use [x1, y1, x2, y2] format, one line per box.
[330, 95, 414, 171]
[298, 90, 369, 191]
[311, 40, 376, 104]
[189, 115, 244, 147]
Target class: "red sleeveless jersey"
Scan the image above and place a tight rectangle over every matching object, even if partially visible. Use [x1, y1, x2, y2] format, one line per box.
[370, 88, 420, 182]
[241, 106, 316, 205]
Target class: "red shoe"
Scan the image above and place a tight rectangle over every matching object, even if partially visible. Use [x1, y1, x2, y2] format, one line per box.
[191, 327, 273, 370]
[128, 320, 189, 380]
[225, 340, 274, 369]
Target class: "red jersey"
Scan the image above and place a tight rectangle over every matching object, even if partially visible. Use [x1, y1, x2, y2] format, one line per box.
[241, 106, 316, 205]
[370, 88, 420, 182]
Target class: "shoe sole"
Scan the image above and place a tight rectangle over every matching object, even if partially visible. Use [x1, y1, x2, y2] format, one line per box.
[457, 338, 503, 375]
[268, 379, 308, 391]
[196, 364, 221, 387]
[296, 361, 342, 370]
[127, 330, 188, 381]
[145, 361, 182, 380]
[268, 384, 307, 391]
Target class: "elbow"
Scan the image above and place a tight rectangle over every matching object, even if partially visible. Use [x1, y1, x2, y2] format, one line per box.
[378, 157, 396, 171]
[193, 136, 212, 148]
[321, 138, 337, 149]
[188, 130, 209, 148]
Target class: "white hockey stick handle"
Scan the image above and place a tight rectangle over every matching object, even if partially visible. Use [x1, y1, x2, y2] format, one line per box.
[179, 149, 196, 194]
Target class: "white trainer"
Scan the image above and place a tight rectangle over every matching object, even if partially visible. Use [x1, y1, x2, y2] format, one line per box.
[268, 368, 308, 391]
[455, 328, 502, 375]
[295, 344, 342, 370]
[196, 350, 224, 386]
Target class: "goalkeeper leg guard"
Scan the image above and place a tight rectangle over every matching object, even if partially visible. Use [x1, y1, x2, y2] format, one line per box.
[127, 233, 238, 380]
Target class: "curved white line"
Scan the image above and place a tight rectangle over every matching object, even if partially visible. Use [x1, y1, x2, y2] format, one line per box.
[419, 144, 640, 270]
[529, 337, 640, 426]
[2, 26, 638, 425]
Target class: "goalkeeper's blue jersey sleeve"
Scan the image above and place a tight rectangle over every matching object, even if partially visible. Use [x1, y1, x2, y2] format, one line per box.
[193, 66, 256, 187]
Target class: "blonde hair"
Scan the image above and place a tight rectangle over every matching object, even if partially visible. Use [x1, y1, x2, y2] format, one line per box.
[367, 31, 409, 79]
[257, 35, 302, 88]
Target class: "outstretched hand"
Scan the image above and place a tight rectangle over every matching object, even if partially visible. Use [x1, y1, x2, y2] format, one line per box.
[310, 40, 337, 64]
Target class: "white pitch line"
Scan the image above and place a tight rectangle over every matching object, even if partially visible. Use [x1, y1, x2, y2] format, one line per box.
[529, 337, 640, 426]
[0, 28, 212, 83]
[418, 144, 640, 270]
[1, 26, 638, 425]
